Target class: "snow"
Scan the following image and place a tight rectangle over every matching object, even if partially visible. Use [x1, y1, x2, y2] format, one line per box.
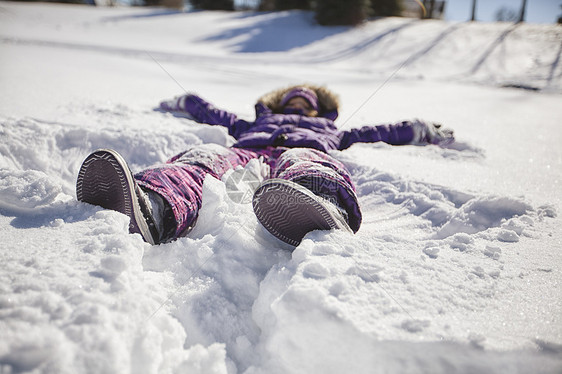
[1, 2, 562, 373]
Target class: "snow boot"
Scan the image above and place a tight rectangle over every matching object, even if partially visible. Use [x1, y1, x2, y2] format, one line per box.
[252, 178, 352, 246]
[76, 149, 160, 245]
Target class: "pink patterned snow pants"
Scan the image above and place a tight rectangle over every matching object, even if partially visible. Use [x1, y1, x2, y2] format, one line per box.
[135, 144, 361, 239]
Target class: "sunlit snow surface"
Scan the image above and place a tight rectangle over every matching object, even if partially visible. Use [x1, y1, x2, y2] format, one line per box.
[1, 3, 561, 373]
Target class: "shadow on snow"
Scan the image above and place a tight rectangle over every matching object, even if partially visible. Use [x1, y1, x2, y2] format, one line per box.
[198, 11, 349, 53]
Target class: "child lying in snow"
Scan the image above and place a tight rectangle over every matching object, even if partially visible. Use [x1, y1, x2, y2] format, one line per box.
[76, 85, 454, 246]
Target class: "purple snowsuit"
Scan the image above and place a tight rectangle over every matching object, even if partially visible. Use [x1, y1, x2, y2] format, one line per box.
[172, 94, 417, 152]
[136, 90, 418, 242]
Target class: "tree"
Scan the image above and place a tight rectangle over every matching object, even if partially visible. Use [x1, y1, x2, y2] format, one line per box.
[274, 0, 312, 11]
[257, 0, 274, 11]
[258, 0, 402, 26]
[257, 0, 311, 11]
[370, 0, 402, 17]
[189, 0, 234, 10]
[315, 0, 371, 26]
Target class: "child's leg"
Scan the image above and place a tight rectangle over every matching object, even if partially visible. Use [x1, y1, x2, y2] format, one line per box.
[271, 148, 362, 233]
[135, 144, 264, 240]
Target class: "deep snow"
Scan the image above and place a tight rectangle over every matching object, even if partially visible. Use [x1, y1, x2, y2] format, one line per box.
[1, 2, 561, 373]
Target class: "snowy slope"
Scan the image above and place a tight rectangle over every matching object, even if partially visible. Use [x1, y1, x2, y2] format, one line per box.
[1, 2, 561, 373]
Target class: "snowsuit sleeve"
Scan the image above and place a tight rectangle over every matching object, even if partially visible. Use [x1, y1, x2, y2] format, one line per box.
[338, 121, 417, 150]
[161, 94, 251, 138]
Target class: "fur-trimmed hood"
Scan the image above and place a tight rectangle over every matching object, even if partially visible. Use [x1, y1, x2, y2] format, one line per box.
[256, 84, 340, 120]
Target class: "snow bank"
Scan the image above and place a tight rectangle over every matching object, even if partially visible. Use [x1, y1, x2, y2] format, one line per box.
[1, 3, 561, 374]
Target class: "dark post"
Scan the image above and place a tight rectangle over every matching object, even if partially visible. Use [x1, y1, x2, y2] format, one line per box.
[518, 0, 528, 23]
[470, 0, 477, 21]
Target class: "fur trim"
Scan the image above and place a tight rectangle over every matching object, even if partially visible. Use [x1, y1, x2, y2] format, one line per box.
[257, 84, 340, 115]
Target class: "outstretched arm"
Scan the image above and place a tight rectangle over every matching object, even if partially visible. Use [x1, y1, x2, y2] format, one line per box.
[159, 94, 250, 137]
[338, 120, 454, 150]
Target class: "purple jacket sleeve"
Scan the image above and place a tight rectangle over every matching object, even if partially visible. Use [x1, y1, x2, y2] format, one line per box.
[338, 121, 416, 150]
[168, 94, 251, 138]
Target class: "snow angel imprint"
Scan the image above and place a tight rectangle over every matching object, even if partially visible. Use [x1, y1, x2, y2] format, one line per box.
[76, 84, 454, 246]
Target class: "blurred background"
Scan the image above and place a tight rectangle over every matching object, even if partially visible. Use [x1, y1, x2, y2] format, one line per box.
[5, 0, 562, 25]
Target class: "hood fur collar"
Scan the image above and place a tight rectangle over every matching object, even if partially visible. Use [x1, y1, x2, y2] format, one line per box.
[257, 84, 340, 117]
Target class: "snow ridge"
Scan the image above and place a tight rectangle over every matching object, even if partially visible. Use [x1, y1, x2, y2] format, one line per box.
[1, 3, 561, 374]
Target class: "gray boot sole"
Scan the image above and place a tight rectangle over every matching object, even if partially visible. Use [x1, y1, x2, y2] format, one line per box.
[252, 178, 351, 246]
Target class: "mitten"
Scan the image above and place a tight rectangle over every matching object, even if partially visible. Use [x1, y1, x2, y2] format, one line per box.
[159, 95, 194, 118]
[159, 95, 182, 111]
[410, 120, 454, 146]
